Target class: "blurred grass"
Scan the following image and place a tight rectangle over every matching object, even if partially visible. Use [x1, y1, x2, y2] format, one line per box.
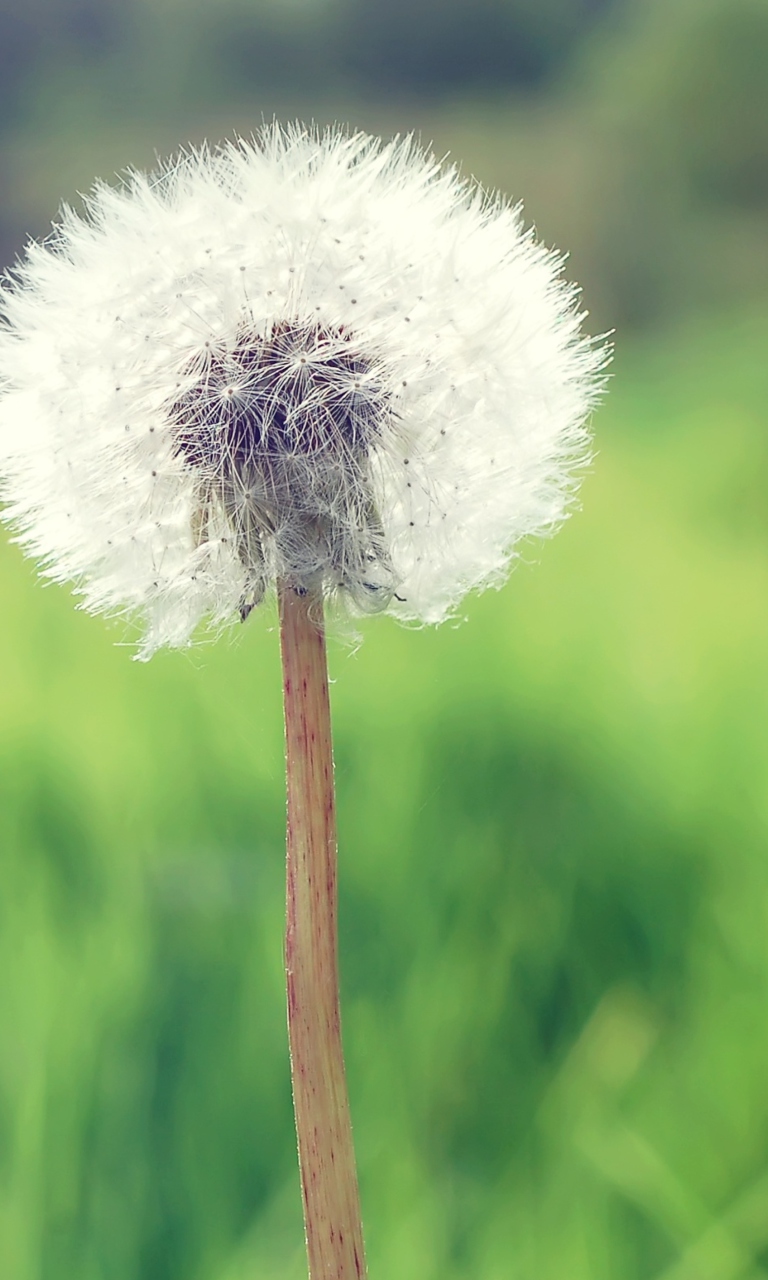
[3, 1, 768, 1274]
[2, 303, 768, 1278]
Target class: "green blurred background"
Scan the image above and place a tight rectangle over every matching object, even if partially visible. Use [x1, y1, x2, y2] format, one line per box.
[2, 1, 768, 1276]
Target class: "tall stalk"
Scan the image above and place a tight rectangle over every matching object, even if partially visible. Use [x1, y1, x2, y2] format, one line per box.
[279, 583, 367, 1280]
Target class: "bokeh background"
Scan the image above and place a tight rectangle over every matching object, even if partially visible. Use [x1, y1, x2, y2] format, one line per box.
[2, 1, 768, 1277]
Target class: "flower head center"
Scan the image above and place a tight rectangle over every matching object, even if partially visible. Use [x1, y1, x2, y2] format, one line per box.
[172, 320, 385, 470]
[168, 320, 396, 615]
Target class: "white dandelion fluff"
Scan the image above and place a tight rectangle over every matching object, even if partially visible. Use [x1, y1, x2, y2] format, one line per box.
[0, 124, 605, 656]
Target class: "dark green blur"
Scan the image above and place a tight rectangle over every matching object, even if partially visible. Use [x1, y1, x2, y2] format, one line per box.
[1, 3, 768, 1277]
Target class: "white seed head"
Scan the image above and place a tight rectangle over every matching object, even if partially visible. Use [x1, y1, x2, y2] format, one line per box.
[0, 124, 606, 657]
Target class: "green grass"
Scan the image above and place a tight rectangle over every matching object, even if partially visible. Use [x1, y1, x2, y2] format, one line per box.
[2, 306, 768, 1279]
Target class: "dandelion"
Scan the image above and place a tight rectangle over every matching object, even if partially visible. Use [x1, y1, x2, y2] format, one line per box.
[0, 124, 606, 1279]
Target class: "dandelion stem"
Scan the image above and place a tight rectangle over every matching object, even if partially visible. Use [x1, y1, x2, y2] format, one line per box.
[279, 583, 367, 1280]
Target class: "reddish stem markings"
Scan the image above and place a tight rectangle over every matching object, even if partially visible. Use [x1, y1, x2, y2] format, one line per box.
[279, 584, 368, 1280]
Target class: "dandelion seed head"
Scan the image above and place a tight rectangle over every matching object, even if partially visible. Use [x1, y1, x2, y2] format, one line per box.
[0, 124, 606, 656]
